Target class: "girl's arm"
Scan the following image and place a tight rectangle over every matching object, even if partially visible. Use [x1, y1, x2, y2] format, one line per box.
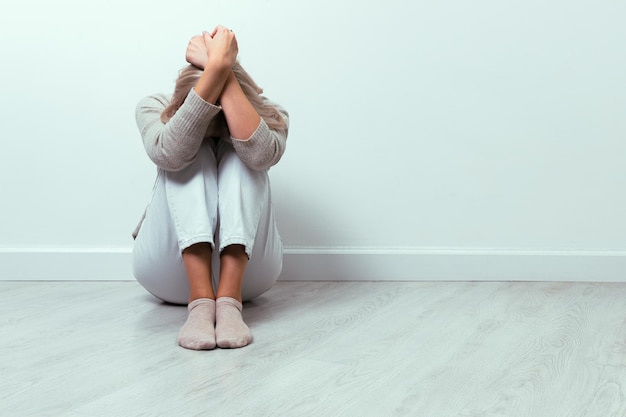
[135, 91, 221, 171]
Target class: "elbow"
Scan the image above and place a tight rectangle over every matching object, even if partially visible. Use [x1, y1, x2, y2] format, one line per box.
[161, 161, 193, 172]
[148, 152, 194, 172]
[244, 152, 282, 172]
[240, 154, 270, 171]
[247, 160, 273, 172]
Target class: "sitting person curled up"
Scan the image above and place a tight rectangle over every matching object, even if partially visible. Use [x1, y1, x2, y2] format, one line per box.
[131, 25, 289, 350]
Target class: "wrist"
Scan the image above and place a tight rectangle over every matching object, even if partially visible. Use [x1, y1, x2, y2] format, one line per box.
[219, 71, 240, 103]
[195, 64, 231, 105]
[205, 56, 232, 73]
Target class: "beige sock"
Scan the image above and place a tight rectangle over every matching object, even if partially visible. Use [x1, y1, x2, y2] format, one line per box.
[215, 297, 252, 348]
[177, 298, 216, 350]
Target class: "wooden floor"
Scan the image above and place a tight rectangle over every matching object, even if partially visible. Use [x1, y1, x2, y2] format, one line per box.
[2, 280, 626, 417]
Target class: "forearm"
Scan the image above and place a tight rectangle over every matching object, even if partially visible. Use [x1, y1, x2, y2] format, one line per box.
[193, 61, 231, 105]
[136, 92, 222, 171]
[219, 71, 261, 140]
[230, 103, 290, 171]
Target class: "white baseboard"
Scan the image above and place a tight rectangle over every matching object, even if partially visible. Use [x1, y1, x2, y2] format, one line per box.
[281, 248, 626, 282]
[0, 248, 135, 281]
[0, 247, 625, 282]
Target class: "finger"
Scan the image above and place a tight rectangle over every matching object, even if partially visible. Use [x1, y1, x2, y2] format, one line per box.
[192, 35, 204, 47]
[214, 25, 233, 37]
[203, 31, 213, 44]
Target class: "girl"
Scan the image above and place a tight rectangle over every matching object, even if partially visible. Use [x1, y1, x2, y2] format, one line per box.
[132, 26, 289, 350]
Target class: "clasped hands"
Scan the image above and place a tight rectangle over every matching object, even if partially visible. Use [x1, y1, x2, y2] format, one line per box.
[186, 25, 238, 71]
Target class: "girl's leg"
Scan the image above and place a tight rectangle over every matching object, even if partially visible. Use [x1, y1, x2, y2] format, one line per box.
[210, 191, 283, 302]
[182, 243, 215, 302]
[212, 141, 284, 347]
[133, 141, 219, 349]
[178, 242, 216, 349]
[216, 244, 248, 302]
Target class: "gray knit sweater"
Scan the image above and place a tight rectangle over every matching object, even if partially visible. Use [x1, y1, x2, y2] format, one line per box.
[132, 89, 289, 238]
[135, 88, 289, 172]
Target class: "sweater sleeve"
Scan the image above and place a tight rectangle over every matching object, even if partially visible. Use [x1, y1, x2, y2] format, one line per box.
[230, 103, 289, 171]
[135, 89, 223, 171]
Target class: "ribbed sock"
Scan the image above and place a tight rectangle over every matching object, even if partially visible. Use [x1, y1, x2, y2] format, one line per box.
[215, 297, 252, 348]
[177, 298, 216, 350]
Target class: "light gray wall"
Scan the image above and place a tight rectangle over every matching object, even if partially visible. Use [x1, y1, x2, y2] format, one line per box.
[1, 0, 625, 280]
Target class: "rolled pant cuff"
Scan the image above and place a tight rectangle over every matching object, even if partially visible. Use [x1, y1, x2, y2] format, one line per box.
[179, 234, 215, 253]
[219, 237, 252, 258]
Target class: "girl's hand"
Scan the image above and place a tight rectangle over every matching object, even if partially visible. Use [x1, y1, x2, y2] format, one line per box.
[185, 34, 209, 69]
[204, 25, 238, 69]
[190, 26, 238, 105]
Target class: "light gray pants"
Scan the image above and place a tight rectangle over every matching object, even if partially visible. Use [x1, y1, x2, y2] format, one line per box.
[132, 139, 283, 304]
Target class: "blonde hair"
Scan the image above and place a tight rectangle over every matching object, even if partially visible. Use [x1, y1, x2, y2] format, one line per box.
[161, 63, 287, 137]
